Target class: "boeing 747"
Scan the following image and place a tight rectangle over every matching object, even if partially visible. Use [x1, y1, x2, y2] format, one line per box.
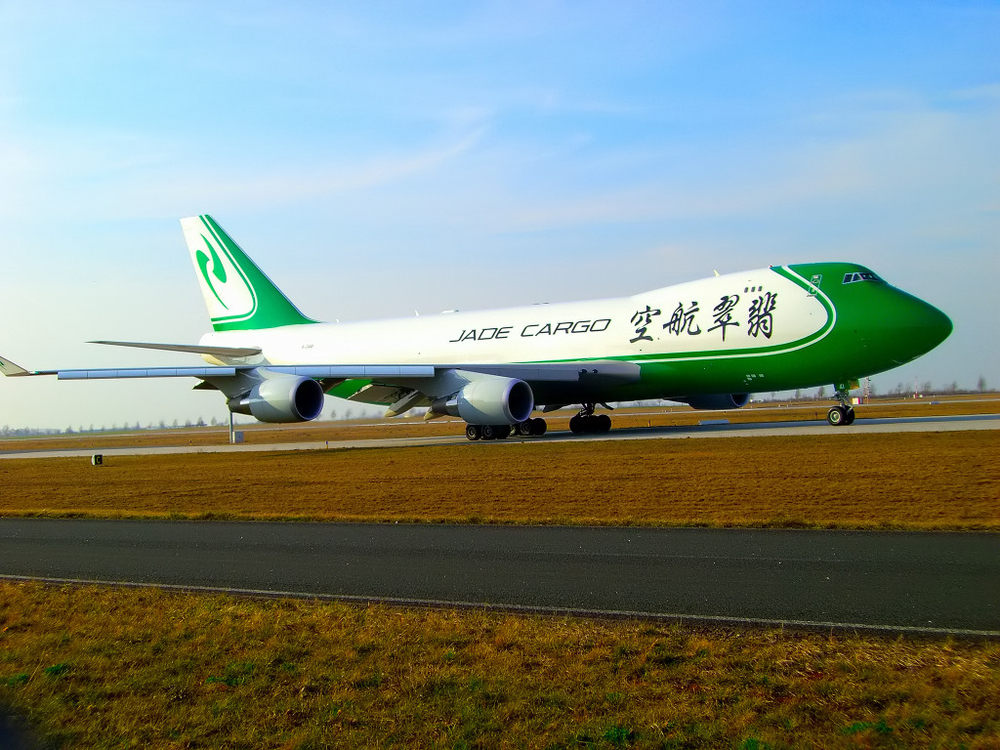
[1, 215, 952, 439]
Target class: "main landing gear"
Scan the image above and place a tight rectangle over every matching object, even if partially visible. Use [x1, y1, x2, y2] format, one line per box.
[465, 418, 547, 441]
[826, 386, 856, 427]
[464, 403, 613, 440]
[569, 403, 612, 435]
[515, 418, 548, 437]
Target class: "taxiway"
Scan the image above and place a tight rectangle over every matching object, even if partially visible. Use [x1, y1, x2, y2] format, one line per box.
[0, 413, 997, 460]
[2, 519, 997, 637]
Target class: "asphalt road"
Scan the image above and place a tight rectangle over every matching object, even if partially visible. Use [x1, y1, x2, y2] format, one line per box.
[2, 519, 997, 637]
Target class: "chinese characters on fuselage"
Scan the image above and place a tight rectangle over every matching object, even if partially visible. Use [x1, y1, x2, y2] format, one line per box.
[630, 288, 778, 344]
[664, 302, 701, 336]
[629, 306, 661, 343]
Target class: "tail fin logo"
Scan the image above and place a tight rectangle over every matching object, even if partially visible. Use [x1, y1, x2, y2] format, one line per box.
[183, 216, 257, 325]
[182, 214, 317, 331]
[196, 235, 230, 310]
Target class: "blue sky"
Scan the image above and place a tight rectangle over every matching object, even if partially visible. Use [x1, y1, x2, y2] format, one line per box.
[1, 1, 997, 429]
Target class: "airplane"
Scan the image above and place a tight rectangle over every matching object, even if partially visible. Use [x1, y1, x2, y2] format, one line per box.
[1, 214, 952, 439]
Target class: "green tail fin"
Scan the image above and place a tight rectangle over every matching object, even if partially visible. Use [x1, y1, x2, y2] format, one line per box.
[180, 214, 316, 331]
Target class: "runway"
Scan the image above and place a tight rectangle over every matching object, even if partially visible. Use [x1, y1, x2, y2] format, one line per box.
[1, 412, 997, 459]
[2, 519, 997, 637]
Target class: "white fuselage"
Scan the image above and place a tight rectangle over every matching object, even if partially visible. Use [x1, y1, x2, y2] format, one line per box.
[200, 266, 830, 369]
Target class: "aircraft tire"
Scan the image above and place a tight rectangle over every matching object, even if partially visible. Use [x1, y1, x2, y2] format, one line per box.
[481, 424, 497, 440]
[597, 414, 612, 433]
[466, 424, 482, 441]
[827, 406, 847, 426]
[494, 424, 512, 440]
[844, 408, 856, 425]
[530, 418, 547, 436]
[515, 420, 533, 437]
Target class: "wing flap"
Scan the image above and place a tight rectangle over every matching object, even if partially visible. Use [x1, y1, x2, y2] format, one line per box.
[58, 367, 239, 380]
[267, 365, 436, 378]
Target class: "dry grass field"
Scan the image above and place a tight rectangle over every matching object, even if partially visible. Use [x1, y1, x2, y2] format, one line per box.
[0, 430, 996, 529]
[2, 582, 999, 749]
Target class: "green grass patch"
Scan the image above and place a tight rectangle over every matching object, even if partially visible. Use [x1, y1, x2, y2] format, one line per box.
[0, 581, 998, 747]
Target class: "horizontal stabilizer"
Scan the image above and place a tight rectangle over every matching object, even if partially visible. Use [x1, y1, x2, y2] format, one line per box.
[91, 340, 263, 358]
[0, 354, 28, 376]
[0, 354, 55, 377]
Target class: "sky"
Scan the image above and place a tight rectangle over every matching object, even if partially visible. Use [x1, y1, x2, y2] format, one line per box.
[1, 1, 997, 430]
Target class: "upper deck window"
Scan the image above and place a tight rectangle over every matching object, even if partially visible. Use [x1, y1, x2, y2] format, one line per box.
[842, 271, 882, 284]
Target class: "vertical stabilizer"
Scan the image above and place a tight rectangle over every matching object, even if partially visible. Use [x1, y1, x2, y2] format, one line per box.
[180, 215, 316, 331]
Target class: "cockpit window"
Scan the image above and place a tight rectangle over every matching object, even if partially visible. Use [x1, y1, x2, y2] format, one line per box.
[842, 271, 882, 284]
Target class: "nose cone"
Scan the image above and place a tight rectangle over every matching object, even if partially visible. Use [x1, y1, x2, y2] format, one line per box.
[874, 290, 952, 365]
[915, 298, 953, 352]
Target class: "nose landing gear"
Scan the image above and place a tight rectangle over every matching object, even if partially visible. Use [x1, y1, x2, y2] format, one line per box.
[827, 385, 856, 426]
[827, 405, 855, 426]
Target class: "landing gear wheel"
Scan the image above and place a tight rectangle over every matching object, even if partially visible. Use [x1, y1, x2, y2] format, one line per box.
[515, 418, 547, 437]
[478, 424, 511, 441]
[466, 424, 482, 441]
[570, 409, 612, 434]
[827, 384, 859, 428]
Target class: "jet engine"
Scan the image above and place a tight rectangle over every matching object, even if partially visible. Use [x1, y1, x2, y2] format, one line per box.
[683, 393, 750, 410]
[227, 374, 325, 423]
[431, 375, 534, 425]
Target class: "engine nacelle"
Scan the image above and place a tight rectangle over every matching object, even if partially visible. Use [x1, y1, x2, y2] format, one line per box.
[683, 392, 750, 411]
[228, 375, 325, 423]
[432, 375, 534, 425]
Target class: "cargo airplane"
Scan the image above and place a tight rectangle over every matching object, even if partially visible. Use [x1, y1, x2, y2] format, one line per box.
[0, 215, 952, 439]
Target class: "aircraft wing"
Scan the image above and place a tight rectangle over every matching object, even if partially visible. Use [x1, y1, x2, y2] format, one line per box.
[77, 342, 642, 386]
[1, 352, 639, 419]
[1, 353, 636, 385]
[0, 357, 436, 381]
